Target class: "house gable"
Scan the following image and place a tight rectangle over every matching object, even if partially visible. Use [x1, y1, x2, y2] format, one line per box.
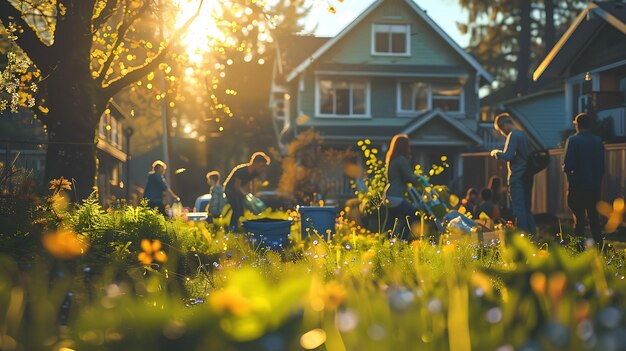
[569, 24, 626, 76]
[534, 1, 626, 81]
[285, 0, 493, 83]
[401, 109, 482, 146]
[321, 0, 462, 67]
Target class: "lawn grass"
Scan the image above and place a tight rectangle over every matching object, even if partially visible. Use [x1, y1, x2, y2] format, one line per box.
[0, 197, 625, 351]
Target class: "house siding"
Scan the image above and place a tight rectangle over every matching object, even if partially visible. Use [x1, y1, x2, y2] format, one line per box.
[297, 74, 477, 125]
[464, 75, 478, 123]
[288, 0, 482, 131]
[507, 92, 566, 148]
[281, 0, 487, 164]
[320, 0, 465, 67]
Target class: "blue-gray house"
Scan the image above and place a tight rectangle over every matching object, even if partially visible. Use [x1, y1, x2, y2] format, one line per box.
[270, 0, 494, 189]
[533, 1, 626, 139]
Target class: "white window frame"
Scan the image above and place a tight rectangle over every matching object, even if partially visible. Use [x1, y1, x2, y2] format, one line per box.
[371, 24, 411, 56]
[315, 78, 371, 118]
[396, 81, 464, 116]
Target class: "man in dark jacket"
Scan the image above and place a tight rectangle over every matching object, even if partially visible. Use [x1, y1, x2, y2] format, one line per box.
[490, 113, 536, 233]
[563, 113, 605, 247]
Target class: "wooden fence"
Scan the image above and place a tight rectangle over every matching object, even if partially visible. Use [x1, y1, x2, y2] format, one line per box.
[461, 143, 626, 218]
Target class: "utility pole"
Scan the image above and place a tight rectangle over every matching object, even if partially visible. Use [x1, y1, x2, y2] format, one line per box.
[158, 4, 172, 191]
[123, 126, 134, 201]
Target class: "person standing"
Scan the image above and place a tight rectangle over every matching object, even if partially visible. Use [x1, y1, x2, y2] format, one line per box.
[563, 113, 605, 247]
[490, 113, 536, 233]
[205, 171, 225, 223]
[383, 134, 421, 239]
[144, 160, 179, 216]
[224, 152, 271, 230]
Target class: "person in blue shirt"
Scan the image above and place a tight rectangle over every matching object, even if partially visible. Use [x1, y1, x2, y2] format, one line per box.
[205, 170, 225, 223]
[563, 113, 605, 247]
[490, 113, 536, 233]
[143, 160, 179, 216]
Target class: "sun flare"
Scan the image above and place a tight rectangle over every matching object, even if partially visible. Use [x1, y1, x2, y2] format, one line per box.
[174, 0, 226, 65]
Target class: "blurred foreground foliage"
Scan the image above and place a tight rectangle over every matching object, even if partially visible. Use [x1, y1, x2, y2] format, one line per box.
[0, 188, 625, 351]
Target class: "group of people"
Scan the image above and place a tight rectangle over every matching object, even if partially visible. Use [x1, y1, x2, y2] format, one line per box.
[462, 178, 504, 223]
[383, 111, 605, 247]
[144, 111, 606, 247]
[143, 152, 271, 231]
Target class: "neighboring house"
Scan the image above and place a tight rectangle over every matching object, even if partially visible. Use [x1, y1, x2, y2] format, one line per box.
[480, 86, 567, 150]
[533, 1, 626, 139]
[96, 101, 131, 206]
[464, 1, 626, 218]
[271, 0, 494, 194]
[0, 101, 130, 205]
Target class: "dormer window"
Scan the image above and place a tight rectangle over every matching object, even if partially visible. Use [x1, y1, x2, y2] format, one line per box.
[372, 24, 410, 55]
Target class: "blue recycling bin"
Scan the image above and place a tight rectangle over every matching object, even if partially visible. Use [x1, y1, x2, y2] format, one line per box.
[242, 219, 292, 249]
[299, 206, 338, 240]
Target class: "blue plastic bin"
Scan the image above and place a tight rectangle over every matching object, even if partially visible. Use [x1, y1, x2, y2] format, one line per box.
[242, 218, 292, 249]
[299, 206, 338, 240]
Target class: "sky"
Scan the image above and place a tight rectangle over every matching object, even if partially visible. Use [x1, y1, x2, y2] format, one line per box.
[303, 0, 470, 48]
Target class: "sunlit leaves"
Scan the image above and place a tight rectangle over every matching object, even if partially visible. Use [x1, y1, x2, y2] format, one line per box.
[0, 49, 37, 113]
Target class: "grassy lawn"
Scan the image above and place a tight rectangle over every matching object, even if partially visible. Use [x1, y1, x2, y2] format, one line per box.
[0, 194, 625, 351]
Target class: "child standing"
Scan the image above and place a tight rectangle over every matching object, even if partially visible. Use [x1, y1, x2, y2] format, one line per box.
[206, 171, 225, 223]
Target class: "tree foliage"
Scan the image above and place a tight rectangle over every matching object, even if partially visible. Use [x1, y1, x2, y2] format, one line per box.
[458, 0, 588, 92]
[0, 0, 310, 199]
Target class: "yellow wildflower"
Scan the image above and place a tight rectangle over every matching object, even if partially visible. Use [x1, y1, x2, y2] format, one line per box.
[597, 198, 625, 233]
[138, 239, 168, 265]
[209, 287, 251, 316]
[320, 280, 347, 310]
[530, 272, 546, 296]
[547, 272, 567, 304]
[42, 229, 88, 260]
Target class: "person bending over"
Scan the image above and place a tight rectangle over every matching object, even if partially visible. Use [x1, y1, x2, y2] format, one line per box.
[224, 152, 270, 230]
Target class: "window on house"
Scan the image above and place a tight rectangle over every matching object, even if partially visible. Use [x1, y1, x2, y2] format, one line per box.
[319, 80, 369, 116]
[400, 82, 428, 112]
[110, 117, 119, 147]
[373, 24, 409, 55]
[98, 115, 107, 138]
[398, 82, 463, 113]
[432, 86, 462, 112]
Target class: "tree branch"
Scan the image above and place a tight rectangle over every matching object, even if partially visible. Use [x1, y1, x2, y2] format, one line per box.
[101, 0, 204, 98]
[0, 0, 55, 73]
[96, 0, 151, 84]
[93, 0, 119, 29]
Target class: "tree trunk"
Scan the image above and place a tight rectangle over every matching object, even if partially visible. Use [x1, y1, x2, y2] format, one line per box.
[516, 0, 532, 94]
[41, 1, 108, 202]
[544, 0, 556, 52]
[44, 74, 105, 201]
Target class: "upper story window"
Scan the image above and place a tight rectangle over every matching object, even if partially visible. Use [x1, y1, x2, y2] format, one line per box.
[372, 24, 410, 55]
[398, 81, 463, 114]
[98, 110, 124, 149]
[318, 79, 370, 117]
[431, 86, 462, 112]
